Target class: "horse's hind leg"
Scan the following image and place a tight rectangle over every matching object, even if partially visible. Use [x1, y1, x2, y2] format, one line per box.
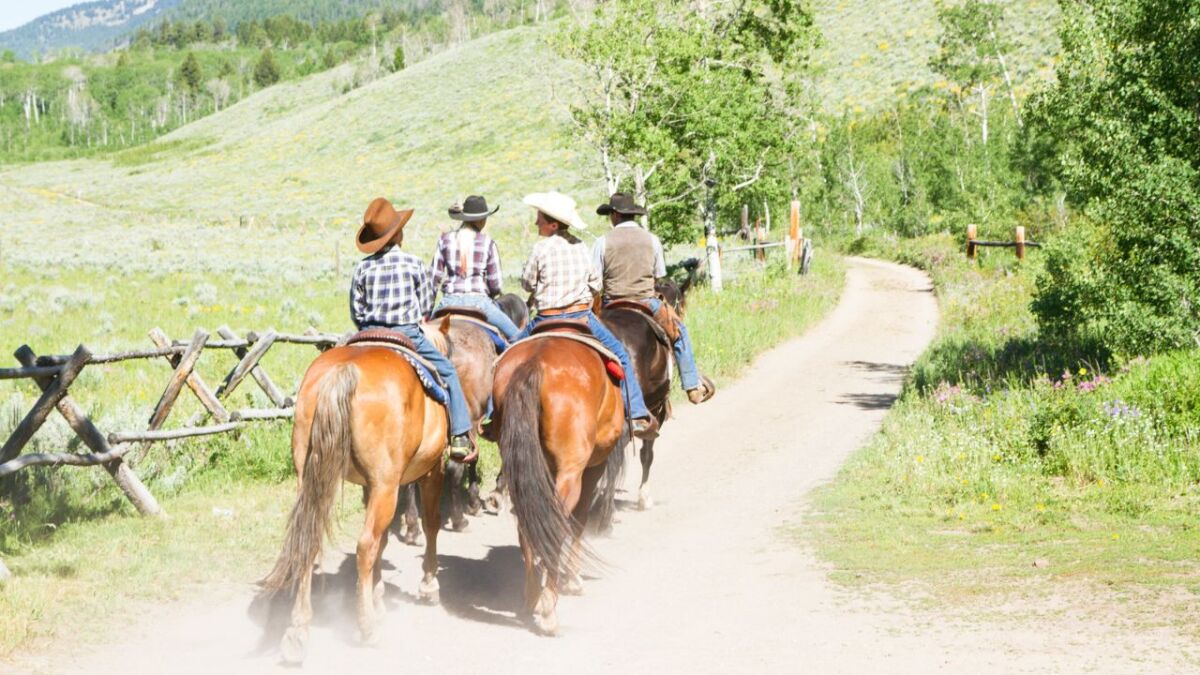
[563, 462, 605, 597]
[417, 460, 445, 604]
[356, 482, 398, 645]
[466, 460, 483, 516]
[279, 552, 317, 664]
[638, 438, 656, 510]
[445, 458, 469, 532]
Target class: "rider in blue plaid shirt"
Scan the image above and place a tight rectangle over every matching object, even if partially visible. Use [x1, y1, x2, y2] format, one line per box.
[351, 197, 473, 457]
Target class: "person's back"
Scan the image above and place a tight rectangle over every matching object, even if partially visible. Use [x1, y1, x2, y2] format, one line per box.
[600, 224, 659, 302]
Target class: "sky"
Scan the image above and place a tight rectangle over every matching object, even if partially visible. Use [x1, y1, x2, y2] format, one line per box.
[0, 0, 81, 33]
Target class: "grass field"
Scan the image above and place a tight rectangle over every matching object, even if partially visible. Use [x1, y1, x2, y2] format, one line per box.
[807, 234, 1200, 636]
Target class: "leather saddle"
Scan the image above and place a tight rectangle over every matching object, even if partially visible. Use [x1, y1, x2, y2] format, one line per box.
[531, 319, 592, 336]
[603, 300, 676, 346]
[344, 328, 416, 352]
[431, 306, 489, 323]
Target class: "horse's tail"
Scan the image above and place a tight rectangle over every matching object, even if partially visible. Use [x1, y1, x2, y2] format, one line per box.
[259, 363, 357, 596]
[499, 359, 575, 585]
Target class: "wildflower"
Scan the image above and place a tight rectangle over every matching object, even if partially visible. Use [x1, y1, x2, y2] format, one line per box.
[1078, 367, 1088, 376]
[1036, 503, 1046, 512]
[991, 503, 1002, 511]
[1111, 533, 1119, 540]
[980, 492, 989, 500]
[992, 454, 1002, 462]
[1097, 478, 1105, 487]
[916, 455, 924, 464]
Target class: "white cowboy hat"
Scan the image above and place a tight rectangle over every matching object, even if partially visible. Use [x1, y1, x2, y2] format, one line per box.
[522, 191, 589, 231]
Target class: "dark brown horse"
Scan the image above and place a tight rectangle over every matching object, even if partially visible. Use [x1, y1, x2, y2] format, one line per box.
[488, 332, 625, 634]
[259, 328, 451, 664]
[596, 305, 672, 517]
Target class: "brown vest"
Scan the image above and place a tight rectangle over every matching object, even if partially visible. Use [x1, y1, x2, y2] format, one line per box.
[602, 225, 656, 301]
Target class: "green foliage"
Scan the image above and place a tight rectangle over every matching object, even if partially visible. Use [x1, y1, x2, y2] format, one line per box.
[553, 0, 819, 246]
[1029, 0, 1200, 357]
[929, 0, 1006, 90]
[178, 51, 203, 92]
[393, 45, 406, 72]
[253, 47, 281, 87]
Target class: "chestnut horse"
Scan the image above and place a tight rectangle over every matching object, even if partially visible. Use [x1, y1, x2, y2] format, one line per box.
[489, 333, 625, 634]
[259, 328, 451, 664]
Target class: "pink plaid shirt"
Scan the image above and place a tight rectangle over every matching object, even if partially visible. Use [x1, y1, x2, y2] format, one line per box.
[431, 226, 504, 298]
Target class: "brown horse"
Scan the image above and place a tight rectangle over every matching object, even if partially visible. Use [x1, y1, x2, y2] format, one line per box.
[395, 294, 529, 540]
[488, 332, 626, 634]
[259, 328, 451, 664]
[597, 304, 673, 517]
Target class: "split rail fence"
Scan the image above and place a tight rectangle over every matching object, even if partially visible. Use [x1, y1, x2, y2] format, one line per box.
[0, 326, 343, 517]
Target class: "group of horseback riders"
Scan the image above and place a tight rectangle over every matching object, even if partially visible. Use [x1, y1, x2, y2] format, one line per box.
[349, 190, 715, 454]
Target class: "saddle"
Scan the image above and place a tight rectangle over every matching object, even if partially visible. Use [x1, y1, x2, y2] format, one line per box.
[340, 329, 447, 403]
[431, 306, 489, 323]
[530, 319, 592, 336]
[344, 328, 416, 352]
[604, 299, 679, 345]
[506, 321, 625, 382]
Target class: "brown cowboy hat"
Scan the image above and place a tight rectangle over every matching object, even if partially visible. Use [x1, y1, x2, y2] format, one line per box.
[356, 197, 414, 254]
[596, 192, 647, 217]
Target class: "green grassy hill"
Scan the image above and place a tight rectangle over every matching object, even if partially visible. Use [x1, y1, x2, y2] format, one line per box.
[0, 26, 593, 278]
[810, 0, 1060, 113]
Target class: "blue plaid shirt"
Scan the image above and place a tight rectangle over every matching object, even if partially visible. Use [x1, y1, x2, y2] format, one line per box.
[350, 245, 434, 329]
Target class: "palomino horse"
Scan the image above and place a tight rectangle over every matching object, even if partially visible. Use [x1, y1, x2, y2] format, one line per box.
[259, 327, 451, 664]
[488, 329, 626, 634]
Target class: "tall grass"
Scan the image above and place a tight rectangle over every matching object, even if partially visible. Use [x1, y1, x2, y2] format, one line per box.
[810, 233, 1200, 632]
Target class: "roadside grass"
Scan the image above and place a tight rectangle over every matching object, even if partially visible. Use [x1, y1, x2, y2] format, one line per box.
[806, 233, 1200, 635]
[0, 253, 844, 658]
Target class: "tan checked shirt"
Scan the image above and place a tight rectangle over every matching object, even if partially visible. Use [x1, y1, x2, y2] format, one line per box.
[520, 234, 600, 312]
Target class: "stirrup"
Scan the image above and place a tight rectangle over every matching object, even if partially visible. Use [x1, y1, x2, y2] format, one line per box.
[687, 376, 716, 404]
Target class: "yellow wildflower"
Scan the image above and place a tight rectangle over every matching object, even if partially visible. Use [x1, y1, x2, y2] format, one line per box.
[992, 503, 1002, 511]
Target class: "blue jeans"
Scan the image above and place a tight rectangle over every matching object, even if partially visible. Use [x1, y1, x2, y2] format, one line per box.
[514, 310, 651, 420]
[389, 324, 471, 437]
[437, 293, 521, 340]
[644, 298, 702, 391]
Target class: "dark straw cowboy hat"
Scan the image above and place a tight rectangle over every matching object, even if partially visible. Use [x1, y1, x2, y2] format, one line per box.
[356, 197, 414, 254]
[448, 194, 499, 222]
[596, 192, 647, 217]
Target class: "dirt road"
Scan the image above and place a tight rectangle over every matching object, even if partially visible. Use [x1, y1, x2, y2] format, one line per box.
[20, 258, 1194, 673]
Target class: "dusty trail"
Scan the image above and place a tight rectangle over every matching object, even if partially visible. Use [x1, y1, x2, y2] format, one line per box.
[19, 258, 1194, 674]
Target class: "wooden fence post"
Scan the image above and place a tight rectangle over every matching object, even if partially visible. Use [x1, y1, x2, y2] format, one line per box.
[788, 200, 801, 268]
[217, 327, 288, 406]
[148, 328, 229, 423]
[1, 346, 91, 464]
[966, 223, 978, 260]
[146, 329, 208, 431]
[1014, 226, 1026, 260]
[9, 346, 162, 517]
[740, 204, 750, 240]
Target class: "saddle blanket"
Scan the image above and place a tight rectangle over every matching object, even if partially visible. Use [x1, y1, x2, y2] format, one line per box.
[340, 336, 449, 405]
[504, 331, 625, 382]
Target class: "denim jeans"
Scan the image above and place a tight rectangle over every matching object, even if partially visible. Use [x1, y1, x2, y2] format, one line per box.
[437, 293, 521, 340]
[514, 310, 651, 420]
[386, 324, 471, 437]
[644, 298, 702, 391]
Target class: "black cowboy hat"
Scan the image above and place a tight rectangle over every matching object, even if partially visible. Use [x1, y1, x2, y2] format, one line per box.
[448, 195, 499, 222]
[596, 192, 647, 217]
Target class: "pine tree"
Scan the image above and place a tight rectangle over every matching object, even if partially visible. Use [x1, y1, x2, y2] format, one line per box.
[253, 48, 281, 88]
[179, 52, 202, 93]
[393, 46, 406, 72]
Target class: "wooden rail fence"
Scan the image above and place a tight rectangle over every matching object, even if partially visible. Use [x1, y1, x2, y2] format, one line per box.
[0, 326, 342, 517]
[966, 224, 1042, 260]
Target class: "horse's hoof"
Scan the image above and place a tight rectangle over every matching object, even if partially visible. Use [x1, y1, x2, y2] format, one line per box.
[452, 518, 470, 532]
[280, 627, 307, 665]
[418, 578, 440, 605]
[638, 494, 654, 511]
[532, 611, 559, 636]
[466, 500, 483, 517]
[561, 576, 584, 596]
[402, 532, 421, 546]
[359, 627, 381, 647]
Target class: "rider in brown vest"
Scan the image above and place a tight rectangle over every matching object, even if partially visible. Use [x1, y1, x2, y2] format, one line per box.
[591, 193, 715, 404]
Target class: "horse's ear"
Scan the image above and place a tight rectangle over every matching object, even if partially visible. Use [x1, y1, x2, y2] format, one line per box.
[439, 315, 451, 336]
